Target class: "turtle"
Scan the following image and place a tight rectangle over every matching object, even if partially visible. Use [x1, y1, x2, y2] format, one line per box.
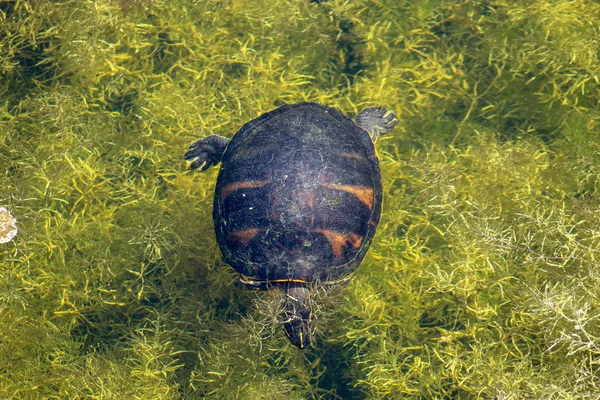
[184, 102, 397, 349]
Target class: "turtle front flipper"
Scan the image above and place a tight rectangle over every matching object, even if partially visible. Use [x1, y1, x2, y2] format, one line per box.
[283, 283, 313, 349]
[355, 106, 398, 142]
[184, 135, 229, 171]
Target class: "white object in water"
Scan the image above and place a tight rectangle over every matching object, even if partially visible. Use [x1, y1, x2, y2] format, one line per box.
[0, 207, 17, 244]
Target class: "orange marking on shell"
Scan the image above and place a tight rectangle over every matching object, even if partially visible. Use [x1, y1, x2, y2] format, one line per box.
[230, 228, 264, 247]
[338, 152, 368, 161]
[315, 229, 363, 259]
[323, 184, 374, 211]
[220, 180, 268, 201]
[306, 193, 315, 209]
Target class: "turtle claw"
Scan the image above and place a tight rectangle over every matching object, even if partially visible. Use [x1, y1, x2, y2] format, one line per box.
[184, 135, 229, 171]
[355, 106, 398, 142]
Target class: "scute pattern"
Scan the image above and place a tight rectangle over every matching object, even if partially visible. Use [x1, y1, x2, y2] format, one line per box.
[214, 103, 382, 283]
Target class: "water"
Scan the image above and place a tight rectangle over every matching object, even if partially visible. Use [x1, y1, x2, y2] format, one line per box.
[1, 0, 599, 398]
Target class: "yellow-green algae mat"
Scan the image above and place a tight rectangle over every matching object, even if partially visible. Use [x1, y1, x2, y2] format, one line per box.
[1, 0, 600, 398]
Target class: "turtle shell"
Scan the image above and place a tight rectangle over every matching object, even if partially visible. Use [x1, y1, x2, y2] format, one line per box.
[213, 102, 382, 286]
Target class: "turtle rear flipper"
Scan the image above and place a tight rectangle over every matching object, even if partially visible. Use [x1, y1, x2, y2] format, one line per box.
[355, 106, 397, 142]
[184, 135, 229, 171]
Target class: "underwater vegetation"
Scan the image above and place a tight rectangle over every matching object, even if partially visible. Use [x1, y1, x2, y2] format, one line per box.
[1, 0, 600, 398]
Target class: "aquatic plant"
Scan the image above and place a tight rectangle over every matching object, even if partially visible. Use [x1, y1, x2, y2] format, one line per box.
[1, 0, 600, 398]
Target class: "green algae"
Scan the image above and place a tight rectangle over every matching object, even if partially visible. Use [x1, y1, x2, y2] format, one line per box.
[2, 0, 600, 397]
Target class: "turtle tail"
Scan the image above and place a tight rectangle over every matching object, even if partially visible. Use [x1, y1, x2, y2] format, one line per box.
[283, 283, 313, 349]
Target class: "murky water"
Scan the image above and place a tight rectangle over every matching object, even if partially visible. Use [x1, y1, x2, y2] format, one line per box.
[1, 0, 600, 398]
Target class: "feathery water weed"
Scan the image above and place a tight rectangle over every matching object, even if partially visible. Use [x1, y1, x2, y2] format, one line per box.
[2, 0, 600, 398]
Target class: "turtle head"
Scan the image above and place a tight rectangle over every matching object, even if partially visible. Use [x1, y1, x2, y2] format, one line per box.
[283, 283, 313, 349]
